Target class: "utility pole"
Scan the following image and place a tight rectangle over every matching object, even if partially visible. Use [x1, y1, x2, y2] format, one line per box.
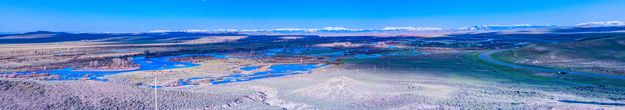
[356, 68, 359, 80]
[154, 76, 158, 110]
[374, 65, 377, 72]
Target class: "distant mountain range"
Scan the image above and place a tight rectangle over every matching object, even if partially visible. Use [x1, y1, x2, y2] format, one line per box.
[576, 21, 625, 28]
[144, 21, 625, 34]
[0, 32, 19, 35]
[3, 21, 625, 35]
[459, 24, 559, 31]
[2, 21, 625, 44]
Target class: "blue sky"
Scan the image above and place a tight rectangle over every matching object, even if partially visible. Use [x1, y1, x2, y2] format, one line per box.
[1, 0, 624, 32]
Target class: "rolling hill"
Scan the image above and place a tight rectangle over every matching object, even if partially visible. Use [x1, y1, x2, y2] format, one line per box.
[503, 35, 625, 74]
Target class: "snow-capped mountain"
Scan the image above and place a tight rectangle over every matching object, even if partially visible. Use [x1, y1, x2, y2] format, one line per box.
[148, 27, 371, 33]
[146, 21, 625, 34]
[462, 24, 558, 30]
[271, 28, 315, 32]
[272, 27, 366, 32]
[381, 27, 444, 31]
[148, 29, 211, 33]
[577, 21, 625, 28]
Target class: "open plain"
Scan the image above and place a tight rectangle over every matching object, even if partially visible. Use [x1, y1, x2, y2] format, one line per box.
[2, 28, 625, 109]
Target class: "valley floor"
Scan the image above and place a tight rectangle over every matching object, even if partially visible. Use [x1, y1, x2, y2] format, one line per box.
[3, 51, 625, 109]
